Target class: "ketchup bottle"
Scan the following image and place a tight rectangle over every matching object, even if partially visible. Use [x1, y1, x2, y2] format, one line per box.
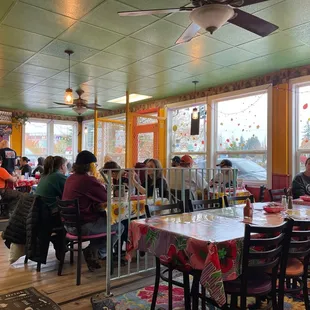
[243, 198, 253, 220]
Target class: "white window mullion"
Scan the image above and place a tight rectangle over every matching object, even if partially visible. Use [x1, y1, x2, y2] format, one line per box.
[48, 120, 54, 156]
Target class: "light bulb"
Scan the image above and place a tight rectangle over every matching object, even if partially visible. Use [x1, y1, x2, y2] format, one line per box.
[192, 108, 199, 120]
[84, 127, 88, 134]
[65, 88, 73, 104]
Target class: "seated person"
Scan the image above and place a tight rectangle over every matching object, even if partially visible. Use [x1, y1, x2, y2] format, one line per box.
[63, 150, 123, 271]
[0, 140, 16, 175]
[171, 156, 181, 167]
[292, 157, 310, 198]
[0, 155, 17, 189]
[32, 157, 45, 177]
[20, 157, 32, 176]
[35, 156, 67, 211]
[131, 158, 168, 199]
[169, 155, 208, 192]
[210, 159, 234, 188]
[102, 161, 129, 196]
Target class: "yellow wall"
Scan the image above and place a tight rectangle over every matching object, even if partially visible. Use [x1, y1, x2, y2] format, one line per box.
[272, 84, 289, 175]
[158, 108, 167, 168]
[11, 124, 22, 155]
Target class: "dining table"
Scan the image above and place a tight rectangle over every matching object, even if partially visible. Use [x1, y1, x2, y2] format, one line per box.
[126, 202, 310, 307]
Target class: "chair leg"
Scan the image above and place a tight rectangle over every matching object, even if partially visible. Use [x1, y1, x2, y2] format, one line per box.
[240, 294, 247, 310]
[191, 273, 200, 310]
[183, 272, 191, 310]
[201, 285, 206, 310]
[76, 241, 82, 286]
[58, 251, 66, 276]
[151, 257, 161, 310]
[230, 294, 238, 310]
[168, 264, 173, 310]
[70, 241, 74, 265]
[24, 256, 28, 264]
[36, 263, 41, 272]
[303, 274, 309, 310]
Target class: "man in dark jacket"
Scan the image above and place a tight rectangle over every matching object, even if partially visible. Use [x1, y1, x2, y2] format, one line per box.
[292, 157, 310, 198]
[0, 140, 16, 174]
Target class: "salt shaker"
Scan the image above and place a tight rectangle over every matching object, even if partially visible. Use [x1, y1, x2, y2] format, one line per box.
[287, 196, 293, 210]
[281, 195, 287, 209]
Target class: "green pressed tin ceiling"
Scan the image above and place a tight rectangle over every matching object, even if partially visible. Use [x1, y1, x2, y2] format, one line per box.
[0, 0, 309, 115]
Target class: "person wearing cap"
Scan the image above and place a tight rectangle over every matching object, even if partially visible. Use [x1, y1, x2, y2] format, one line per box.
[210, 159, 234, 188]
[171, 156, 181, 167]
[62, 150, 123, 271]
[0, 139, 17, 175]
[169, 154, 208, 193]
[20, 156, 32, 176]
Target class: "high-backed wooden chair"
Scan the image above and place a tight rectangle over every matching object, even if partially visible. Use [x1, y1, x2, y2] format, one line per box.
[269, 188, 287, 202]
[223, 194, 254, 207]
[188, 198, 222, 212]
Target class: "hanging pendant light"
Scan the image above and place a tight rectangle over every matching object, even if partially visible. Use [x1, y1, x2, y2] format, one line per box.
[191, 81, 199, 120]
[64, 49, 74, 105]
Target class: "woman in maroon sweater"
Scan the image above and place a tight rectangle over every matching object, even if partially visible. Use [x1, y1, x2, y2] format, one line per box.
[63, 150, 123, 271]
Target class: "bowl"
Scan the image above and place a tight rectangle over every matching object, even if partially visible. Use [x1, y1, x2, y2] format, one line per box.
[300, 195, 310, 202]
[263, 203, 285, 213]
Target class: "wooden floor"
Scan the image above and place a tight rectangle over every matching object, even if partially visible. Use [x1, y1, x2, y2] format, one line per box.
[0, 236, 156, 309]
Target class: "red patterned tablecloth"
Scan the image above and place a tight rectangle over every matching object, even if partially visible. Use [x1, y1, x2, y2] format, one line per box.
[293, 198, 310, 206]
[15, 179, 38, 188]
[126, 203, 285, 306]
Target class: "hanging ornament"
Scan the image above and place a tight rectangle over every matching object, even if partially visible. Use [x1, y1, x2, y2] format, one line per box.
[242, 129, 244, 132]
[220, 143, 222, 147]
[238, 124, 240, 126]
[249, 125, 251, 128]
[230, 143, 233, 147]
[220, 122, 223, 126]
[172, 125, 178, 132]
[303, 103, 308, 110]
[308, 118, 310, 122]
[226, 139, 230, 143]
[194, 143, 197, 146]
[236, 138, 239, 141]
[231, 118, 233, 121]
[202, 141, 204, 144]
[241, 143, 245, 147]
[256, 125, 260, 129]
[306, 139, 309, 143]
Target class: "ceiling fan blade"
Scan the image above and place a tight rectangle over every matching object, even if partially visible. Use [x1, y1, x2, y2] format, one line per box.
[240, 0, 270, 6]
[86, 103, 102, 109]
[53, 102, 69, 106]
[176, 23, 200, 44]
[118, 7, 193, 17]
[48, 106, 73, 109]
[229, 9, 278, 37]
[87, 106, 112, 112]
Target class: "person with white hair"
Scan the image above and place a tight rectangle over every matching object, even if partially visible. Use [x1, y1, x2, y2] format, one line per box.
[0, 139, 17, 175]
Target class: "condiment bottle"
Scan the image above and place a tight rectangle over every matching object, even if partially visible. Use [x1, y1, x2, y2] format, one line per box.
[243, 198, 253, 219]
[281, 195, 287, 209]
[287, 196, 293, 210]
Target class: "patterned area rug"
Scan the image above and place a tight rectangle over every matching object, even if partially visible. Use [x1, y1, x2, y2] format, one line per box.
[91, 282, 309, 310]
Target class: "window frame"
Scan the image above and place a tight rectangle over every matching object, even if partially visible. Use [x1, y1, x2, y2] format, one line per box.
[22, 118, 78, 164]
[82, 119, 95, 152]
[208, 84, 272, 188]
[289, 76, 310, 177]
[166, 100, 207, 168]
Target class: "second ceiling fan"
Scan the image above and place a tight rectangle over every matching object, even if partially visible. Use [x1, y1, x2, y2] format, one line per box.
[118, 0, 278, 44]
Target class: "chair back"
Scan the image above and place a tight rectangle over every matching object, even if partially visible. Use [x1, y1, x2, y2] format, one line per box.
[259, 185, 266, 202]
[189, 198, 222, 212]
[288, 220, 310, 260]
[56, 197, 81, 236]
[269, 188, 287, 202]
[171, 189, 195, 212]
[223, 194, 254, 207]
[241, 220, 292, 289]
[145, 201, 184, 218]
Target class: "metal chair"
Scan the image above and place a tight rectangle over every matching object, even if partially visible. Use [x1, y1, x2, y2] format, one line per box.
[56, 198, 116, 285]
[188, 198, 223, 212]
[145, 201, 191, 310]
[223, 194, 254, 207]
[269, 188, 287, 202]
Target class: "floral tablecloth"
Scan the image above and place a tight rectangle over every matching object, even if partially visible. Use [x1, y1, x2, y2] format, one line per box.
[293, 198, 310, 206]
[102, 198, 169, 224]
[126, 204, 284, 307]
[15, 178, 38, 188]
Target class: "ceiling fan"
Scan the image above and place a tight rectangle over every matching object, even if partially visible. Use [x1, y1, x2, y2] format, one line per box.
[118, 0, 278, 44]
[48, 88, 111, 115]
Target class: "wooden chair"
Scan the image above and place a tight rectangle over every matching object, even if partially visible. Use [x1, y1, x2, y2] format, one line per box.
[170, 189, 195, 212]
[269, 188, 287, 202]
[223, 220, 292, 309]
[145, 201, 191, 310]
[223, 194, 254, 207]
[278, 220, 310, 310]
[57, 198, 116, 285]
[145, 201, 184, 218]
[188, 198, 222, 212]
[259, 185, 266, 202]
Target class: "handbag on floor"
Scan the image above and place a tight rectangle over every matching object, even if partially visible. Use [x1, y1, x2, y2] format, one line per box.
[91, 293, 116, 310]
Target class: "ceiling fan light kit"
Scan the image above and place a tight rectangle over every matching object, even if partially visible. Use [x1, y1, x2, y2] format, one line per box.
[64, 49, 74, 105]
[118, 0, 278, 44]
[190, 4, 235, 34]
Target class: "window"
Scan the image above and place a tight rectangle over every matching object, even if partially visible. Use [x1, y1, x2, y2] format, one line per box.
[168, 105, 207, 168]
[23, 119, 77, 167]
[82, 120, 94, 153]
[213, 89, 269, 184]
[292, 83, 310, 174]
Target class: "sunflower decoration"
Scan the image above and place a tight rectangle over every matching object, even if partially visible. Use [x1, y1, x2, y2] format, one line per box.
[110, 202, 126, 224]
[90, 162, 99, 178]
[131, 201, 146, 216]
